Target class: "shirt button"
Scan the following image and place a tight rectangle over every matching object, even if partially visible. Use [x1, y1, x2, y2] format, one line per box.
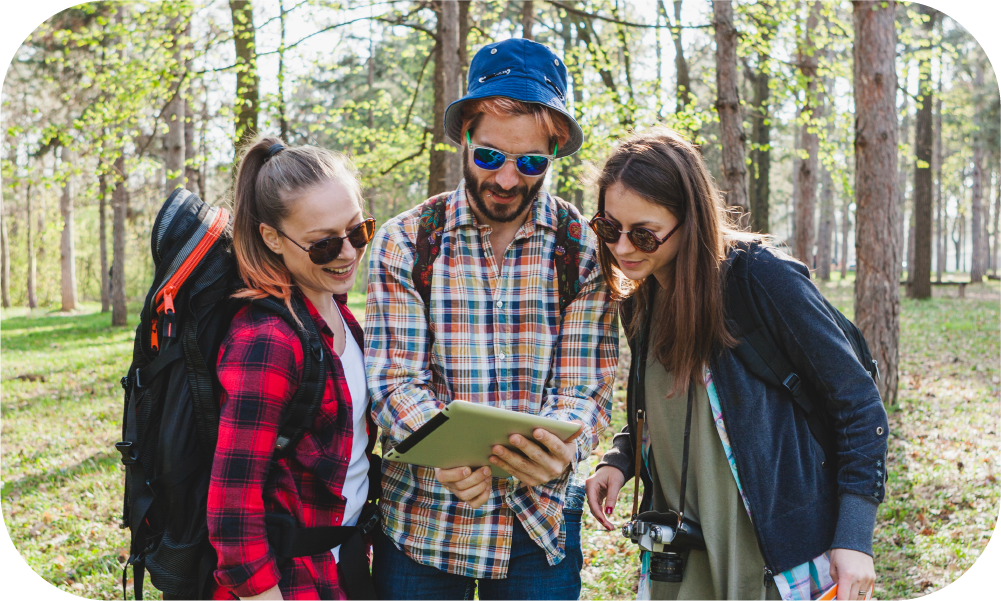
[498, 353, 506, 360]
[497, 301, 504, 309]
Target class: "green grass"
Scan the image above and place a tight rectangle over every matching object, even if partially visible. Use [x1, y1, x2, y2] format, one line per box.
[2, 282, 998, 599]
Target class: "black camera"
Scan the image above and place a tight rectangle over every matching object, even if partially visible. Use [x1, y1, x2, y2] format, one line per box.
[621, 511, 706, 582]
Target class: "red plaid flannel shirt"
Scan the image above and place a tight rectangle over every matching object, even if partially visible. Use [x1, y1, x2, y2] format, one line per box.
[207, 294, 372, 600]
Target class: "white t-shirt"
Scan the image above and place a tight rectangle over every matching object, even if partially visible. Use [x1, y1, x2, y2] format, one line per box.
[330, 307, 370, 563]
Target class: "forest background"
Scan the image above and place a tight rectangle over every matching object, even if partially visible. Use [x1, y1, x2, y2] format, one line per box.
[1, 0, 999, 599]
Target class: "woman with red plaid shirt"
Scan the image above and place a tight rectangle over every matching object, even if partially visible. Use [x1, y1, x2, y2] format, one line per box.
[207, 137, 377, 600]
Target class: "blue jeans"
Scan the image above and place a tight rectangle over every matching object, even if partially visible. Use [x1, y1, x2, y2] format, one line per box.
[372, 487, 585, 600]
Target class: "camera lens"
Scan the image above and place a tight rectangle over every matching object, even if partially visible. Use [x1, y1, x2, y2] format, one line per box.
[649, 552, 685, 582]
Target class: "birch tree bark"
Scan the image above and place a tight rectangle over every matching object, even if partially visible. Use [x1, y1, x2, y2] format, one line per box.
[908, 6, 936, 299]
[713, 0, 748, 217]
[853, 0, 899, 404]
[59, 146, 78, 311]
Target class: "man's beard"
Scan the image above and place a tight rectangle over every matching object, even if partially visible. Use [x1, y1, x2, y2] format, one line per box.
[463, 151, 545, 224]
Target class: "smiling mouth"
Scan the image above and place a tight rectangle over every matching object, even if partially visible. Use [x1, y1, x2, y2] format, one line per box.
[323, 265, 352, 275]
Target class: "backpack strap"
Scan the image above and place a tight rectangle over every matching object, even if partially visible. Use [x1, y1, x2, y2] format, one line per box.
[252, 296, 328, 459]
[553, 197, 584, 314]
[725, 244, 836, 463]
[412, 193, 450, 310]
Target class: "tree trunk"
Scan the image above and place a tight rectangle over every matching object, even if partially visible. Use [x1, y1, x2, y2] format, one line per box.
[459, 0, 469, 95]
[558, 9, 584, 211]
[521, 0, 534, 40]
[817, 159, 834, 281]
[970, 62, 987, 281]
[897, 74, 910, 281]
[112, 154, 129, 326]
[747, 57, 771, 234]
[99, 174, 110, 312]
[794, 1, 821, 266]
[428, 28, 446, 198]
[840, 195, 851, 278]
[166, 14, 187, 192]
[441, 1, 462, 189]
[1, 207, 10, 308]
[988, 161, 996, 274]
[670, 0, 691, 113]
[907, 6, 936, 299]
[230, 0, 259, 151]
[713, 1, 748, 217]
[184, 96, 198, 195]
[934, 92, 943, 282]
[60, 146, 78, 311]
[853, 0, 899, 404]
[26, 182, 37, 309]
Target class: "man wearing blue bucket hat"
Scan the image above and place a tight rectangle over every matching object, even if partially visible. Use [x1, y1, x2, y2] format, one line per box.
[365, 38, 617, 599]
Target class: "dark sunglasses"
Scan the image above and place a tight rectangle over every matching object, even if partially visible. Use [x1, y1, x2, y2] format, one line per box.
[589, 214, 681, 253]
[274, 218, 376, 265]
[466, 131, 555, 177]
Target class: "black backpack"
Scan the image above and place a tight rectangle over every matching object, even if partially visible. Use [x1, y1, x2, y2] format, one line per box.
[116, 188, 377, 600]
[724, 242, 880, 464]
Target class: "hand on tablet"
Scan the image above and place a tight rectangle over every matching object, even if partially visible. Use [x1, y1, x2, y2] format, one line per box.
[488, 422, 583, 487]
[435, 466, 493, 508]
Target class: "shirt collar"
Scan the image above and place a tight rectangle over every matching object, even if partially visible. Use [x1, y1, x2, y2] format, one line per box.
[445, 179, 560, 233]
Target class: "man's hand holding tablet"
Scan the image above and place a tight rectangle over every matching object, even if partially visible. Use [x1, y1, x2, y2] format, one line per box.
[435, 421, 584, 508]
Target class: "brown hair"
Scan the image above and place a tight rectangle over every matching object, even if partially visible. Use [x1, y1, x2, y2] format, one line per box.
[594, 127, 753, 395]
[461, 97, 571, 151]
[231, 136, 364, 317]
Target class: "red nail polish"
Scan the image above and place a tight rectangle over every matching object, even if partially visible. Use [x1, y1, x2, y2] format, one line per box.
[605, 507, 613, 516]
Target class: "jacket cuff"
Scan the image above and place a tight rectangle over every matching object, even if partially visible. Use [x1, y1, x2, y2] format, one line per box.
[830, 493, 879, 556]
[217, 554, 281, 598]
[596, 430, 634, 480]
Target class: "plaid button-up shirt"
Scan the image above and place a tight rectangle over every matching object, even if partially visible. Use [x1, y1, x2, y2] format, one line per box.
[208, 294, 371, 600]
[365, 181, 618, 578]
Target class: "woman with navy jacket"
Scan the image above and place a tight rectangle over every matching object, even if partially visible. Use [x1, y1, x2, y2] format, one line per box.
[584, 128, 888, 601]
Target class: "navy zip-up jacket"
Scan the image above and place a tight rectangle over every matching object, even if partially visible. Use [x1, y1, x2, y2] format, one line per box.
[598, 244, 889, 575]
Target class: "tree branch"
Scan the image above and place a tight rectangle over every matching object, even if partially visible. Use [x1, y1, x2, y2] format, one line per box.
[381, 128, 431, 175]
[546, 1, 710, 29]
[403, 43, 436, 131]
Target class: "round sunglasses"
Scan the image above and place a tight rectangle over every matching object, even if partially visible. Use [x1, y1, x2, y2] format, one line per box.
[589, 214, 681, 253]
[466, 131, 555, 177]
[275, 218, 376, 265]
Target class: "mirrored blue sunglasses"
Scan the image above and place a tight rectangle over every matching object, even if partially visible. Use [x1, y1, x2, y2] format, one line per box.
[466, 131, 556, 177]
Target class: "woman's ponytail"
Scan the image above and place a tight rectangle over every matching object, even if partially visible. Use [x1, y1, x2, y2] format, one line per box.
[230, 136, 364, 318]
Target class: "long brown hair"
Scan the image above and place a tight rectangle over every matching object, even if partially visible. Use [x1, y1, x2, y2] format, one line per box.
[594, 128, 751, 394]
[231, 136, 363, 316]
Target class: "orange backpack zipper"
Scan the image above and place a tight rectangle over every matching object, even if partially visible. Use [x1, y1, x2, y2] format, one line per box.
[150, 207, 229, 351]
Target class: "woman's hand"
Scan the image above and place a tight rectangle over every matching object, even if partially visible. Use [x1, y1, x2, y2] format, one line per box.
[240, 584, 284, 600]
[585, 465, 626, 531]
[829, 548, 875, 600]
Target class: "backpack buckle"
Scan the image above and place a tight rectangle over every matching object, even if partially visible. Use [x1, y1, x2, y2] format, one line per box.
[115, 441, 137, 466]
[358, 503, 380, 536]
[782, 373, 803, 397]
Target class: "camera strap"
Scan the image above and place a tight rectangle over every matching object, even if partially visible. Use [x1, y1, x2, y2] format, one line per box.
[632, 283, 695, 525]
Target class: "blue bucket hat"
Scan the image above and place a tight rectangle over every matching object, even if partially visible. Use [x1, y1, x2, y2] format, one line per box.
[444, 38, 584, 159]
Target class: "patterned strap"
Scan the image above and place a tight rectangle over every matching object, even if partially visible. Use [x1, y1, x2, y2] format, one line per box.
[412, 193, 450, 310]
[553, 197, 584, 314]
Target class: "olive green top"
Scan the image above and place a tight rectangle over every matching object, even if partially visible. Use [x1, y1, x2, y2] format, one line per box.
[643, 334, 781, 601]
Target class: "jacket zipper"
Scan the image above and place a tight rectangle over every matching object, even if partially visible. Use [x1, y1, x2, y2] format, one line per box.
[708, 365, 778, 580]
